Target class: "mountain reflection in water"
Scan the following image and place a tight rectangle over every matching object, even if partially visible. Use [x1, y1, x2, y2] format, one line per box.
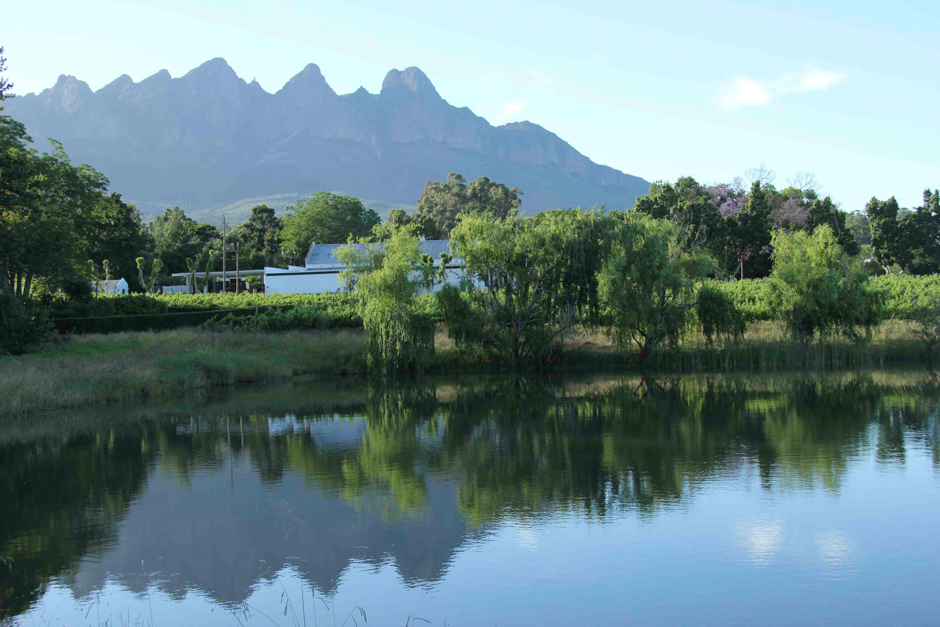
[1, 372, 938, 625]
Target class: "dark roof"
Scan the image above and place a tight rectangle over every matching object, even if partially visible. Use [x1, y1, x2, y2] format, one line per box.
[305, 240, 453, 267]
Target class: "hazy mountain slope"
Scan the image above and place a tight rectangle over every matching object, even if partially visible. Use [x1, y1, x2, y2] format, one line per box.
[6, 59, 649, 223]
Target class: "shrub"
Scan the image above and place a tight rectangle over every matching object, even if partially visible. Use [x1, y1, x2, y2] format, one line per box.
[870, 274, 940, 319]
[436, 285, 485, 350]
[49, 294, 167, 318]
[52, 307, 289, 335]
[769, 226, 881, 340]
[204, 306, 360, 332]
[0, 294, 52, 355]
[704, 279, 774, 322]
[695, 284, 746, 345]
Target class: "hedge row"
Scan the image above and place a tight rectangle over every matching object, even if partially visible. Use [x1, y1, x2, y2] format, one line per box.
[707, 274, 940, 322]
[868, 275, 940, 319]
[53, 306, 292, 335]
[154, 292, 356, 309]
[50, 294, 167, 318]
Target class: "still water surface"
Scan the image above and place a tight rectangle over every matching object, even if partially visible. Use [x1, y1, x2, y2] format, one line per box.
[2, 372, 939, 626]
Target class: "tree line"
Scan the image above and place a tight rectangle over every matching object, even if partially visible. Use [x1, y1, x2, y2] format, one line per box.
[1, 44, 937, 357]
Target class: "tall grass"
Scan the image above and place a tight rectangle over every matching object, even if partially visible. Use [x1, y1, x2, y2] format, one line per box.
[432, 320, 928, 374]
[0, 329, 365, 416]
[646, 320, 925, 372]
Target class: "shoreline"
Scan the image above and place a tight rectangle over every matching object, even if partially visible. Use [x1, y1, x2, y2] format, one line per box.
[1, 322, 933, 417]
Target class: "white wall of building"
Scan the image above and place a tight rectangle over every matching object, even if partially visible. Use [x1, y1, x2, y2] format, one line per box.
[264, 268, 345, 295]
[263, 266, 467, 295]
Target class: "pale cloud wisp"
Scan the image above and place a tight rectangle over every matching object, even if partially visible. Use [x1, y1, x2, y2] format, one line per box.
[493, 100, 527, 123]
[720, 67, 847, 110]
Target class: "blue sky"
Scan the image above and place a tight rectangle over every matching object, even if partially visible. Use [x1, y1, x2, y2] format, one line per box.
[4, 0, 938, 211]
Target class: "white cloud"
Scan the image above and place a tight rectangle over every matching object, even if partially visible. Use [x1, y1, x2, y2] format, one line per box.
[493, 100, 528, 123]
[721, 77, 772, 109]
[719, 66, 847, 110]
[797, 69, 846, 92]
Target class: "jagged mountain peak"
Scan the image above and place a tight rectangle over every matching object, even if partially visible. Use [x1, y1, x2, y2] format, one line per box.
[4, 58, 649, 219]
[140, 69, 172, 84]
[184, 57, 237, 78]
[381, 67, 440, 100]
[278, 63, 333, 97]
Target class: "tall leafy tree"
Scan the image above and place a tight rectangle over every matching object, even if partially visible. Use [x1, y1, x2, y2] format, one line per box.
[727, 181, 773, 279]
[866, 196, 903, 273]
[448, 210, 604, 363]
[241, 204, 282, 262]
[634, 176, 724, 255]
[82, 193, 152, 290]
[599, 213, 714, 361]
[415, 173, 522, 239]
[0, 46, 13, 102]
[1, 128, 108, 299]
[806, 197, 859, 256]
[149, 207, 220, 274]
[897, 189, 940, 275]
[845, 212, 872, 247]
[280, 192, 380, 264]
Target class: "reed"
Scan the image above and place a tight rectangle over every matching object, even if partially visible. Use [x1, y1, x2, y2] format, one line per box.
[0, 329, 365, 416]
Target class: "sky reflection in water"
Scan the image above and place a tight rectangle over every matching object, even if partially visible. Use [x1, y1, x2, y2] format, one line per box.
[2, 372, 939, 626]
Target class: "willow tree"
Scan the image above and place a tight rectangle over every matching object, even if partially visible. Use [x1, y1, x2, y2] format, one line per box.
[336, 227, 434, 374]
[769, 225, 880, 341]
[599, 213, 713, 361]
[449, 209, 609, 364]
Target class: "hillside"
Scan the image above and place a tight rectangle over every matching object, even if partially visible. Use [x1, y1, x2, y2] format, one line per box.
[5, 59, 649, 223]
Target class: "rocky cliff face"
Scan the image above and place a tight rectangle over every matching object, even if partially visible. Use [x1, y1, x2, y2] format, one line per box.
[6, 58, 649, 218]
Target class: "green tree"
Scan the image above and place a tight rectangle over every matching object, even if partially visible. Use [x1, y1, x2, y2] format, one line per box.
[769, 226, 880, 340]
[375, 207, 438, 241]
[240, 204, 282, 264]
[0, 46, 13, 102]
[82, 193, 151, 290]
[845, 212, 872, 247]
[415, 173, 522, 239]
[806, 197, 859, 256]
[0, 126, 108, 299]
[598, 214, 714, 361]
[281, 193, 380, 264]
[896, 189, 940, 275]
[149, 207, 219, 275]
[866, 196, 902, 274]
[335, 226, 434, 374]
[727, 181, 773, 279]
[449, 210, 609, 363]
[135, 257, 164, 294]
[634, 176, 724, 255]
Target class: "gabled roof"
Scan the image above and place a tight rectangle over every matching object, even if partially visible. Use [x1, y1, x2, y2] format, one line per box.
[305, 239, 454, 267]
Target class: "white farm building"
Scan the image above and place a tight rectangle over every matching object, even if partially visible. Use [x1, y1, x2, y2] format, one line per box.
[264, 239, 465, 295]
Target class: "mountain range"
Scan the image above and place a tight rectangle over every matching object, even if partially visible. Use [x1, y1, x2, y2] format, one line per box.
[5, 58, 650, 223]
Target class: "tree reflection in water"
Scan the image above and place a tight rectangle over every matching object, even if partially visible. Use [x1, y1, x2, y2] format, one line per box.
[1, 372, 938, 618]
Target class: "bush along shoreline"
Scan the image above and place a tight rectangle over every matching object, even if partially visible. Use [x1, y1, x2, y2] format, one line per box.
[6, 212, 940, 388]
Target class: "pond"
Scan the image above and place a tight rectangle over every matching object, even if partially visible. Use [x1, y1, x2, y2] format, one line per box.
[2, 372, 939, 626]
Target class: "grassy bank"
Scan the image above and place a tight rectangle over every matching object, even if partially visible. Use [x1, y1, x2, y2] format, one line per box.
[2, 320, 932, 417]
[0, 329, 365, 416]
[431, 319, 929, 372]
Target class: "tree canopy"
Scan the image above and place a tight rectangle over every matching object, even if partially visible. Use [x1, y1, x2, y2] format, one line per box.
[149, 207, 220, 275]
[280, 192, 380, 264]
[414, 173, 522, 239]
